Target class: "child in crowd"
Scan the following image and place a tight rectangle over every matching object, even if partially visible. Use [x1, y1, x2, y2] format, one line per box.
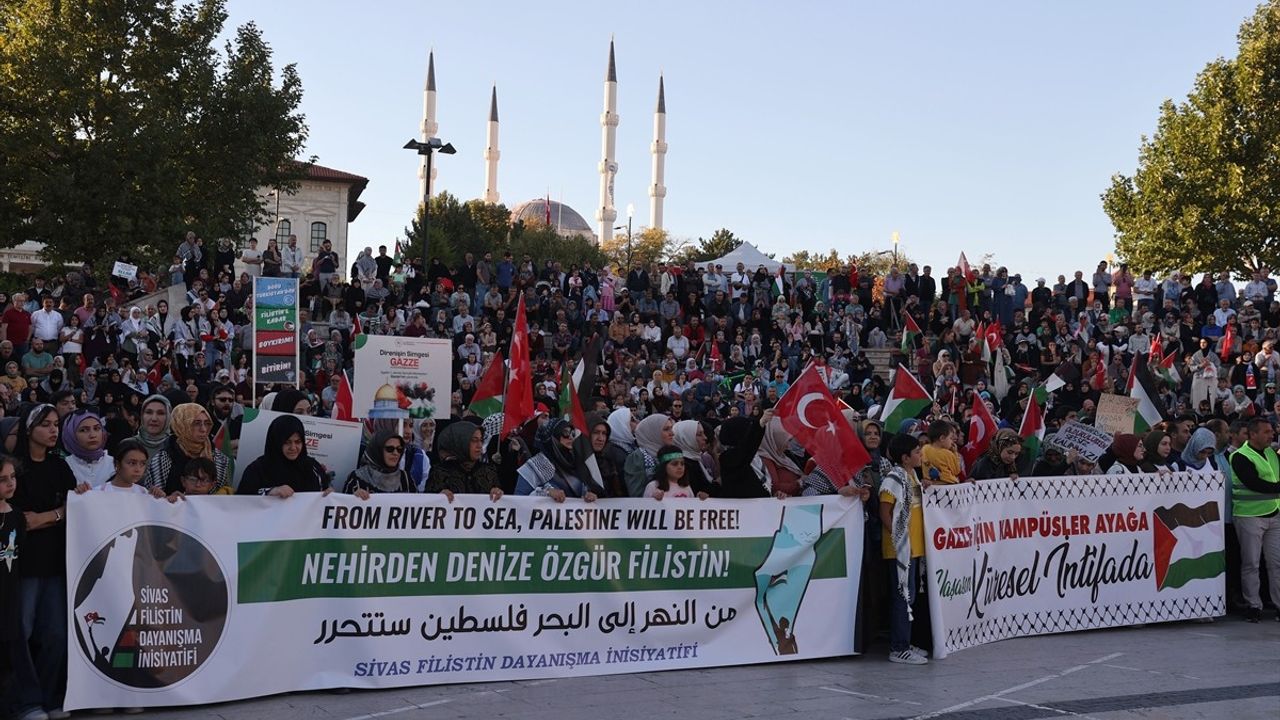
[880, 433, 930, 665]
[921, 419, 961, 484]
[95, 439, 151, 495]
[0, 454, 24, 698]
[644, 444, 708, 500]
[168, 457, 234, 502]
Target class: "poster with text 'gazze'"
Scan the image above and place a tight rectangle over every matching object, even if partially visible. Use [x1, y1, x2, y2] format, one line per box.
[351, 335, 453, 419]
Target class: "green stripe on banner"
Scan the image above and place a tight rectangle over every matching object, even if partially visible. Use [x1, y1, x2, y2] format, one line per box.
[1161, 550, 1225, 590]
[237, 530, 847, 603]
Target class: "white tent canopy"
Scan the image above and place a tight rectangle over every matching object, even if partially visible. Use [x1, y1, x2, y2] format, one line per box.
[704, 242, 783, 274]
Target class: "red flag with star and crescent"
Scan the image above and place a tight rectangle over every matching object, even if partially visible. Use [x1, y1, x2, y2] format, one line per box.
[961, 391, 999, 471]
[775, 364, 870, 488]
[500, 294, 534, 439]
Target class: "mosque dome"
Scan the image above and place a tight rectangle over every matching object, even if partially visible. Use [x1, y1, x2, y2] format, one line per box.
[510, 199, 597, 243]
[374, 384, 399, 402]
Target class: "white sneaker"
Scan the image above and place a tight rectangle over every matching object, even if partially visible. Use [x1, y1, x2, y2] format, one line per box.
[910, 644, 931, 658]
[889, 649, 928, 665]
[16, 709, 49, 720]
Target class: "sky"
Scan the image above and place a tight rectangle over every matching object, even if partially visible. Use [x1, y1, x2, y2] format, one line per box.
[223, 0, 1262, 281]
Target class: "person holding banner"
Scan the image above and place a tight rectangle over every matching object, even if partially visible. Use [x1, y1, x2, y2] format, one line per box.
[1107, 433, 1145, 475]
[426, 421, 503, 502]
[130, 395, 172, 460]
[342, 430, 415, 496]
[237, 415, 328, 498]
[61, 410, 113, 489]
[623, 414, 673, 497]
[968, 429, 1026, 481]
[515, 419, 599, 501]
[879, 432, 930, 665]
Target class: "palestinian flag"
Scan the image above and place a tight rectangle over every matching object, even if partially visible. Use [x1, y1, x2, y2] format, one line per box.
[901, 312, 921, 354]
[467, 351, 505, 419]
[1158, 350, 1181, 387]
[559, 363, 589, 436]
[1018, 392, 1045, 460]
[1153, 502, 1225, 590]
[213, 420, 235, 482]
[393, 240, 403, 265]
[880, 363, 932, 433]
[1127, 354, 1169, 433]
[1044, 361, 1080, 394]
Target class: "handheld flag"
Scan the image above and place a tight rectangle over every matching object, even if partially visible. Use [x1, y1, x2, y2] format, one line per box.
[879, 363, 932, 433]
[958, 252, 975, 282]
[901, 312, 921, 354]
[775, 364, 869, 487]
[1128, 354, 1170, 433]
[334, 370, 354, 421]
[961, 392, 999, 469]
[500, 294, 534, 439]
[352, 313, 363, 338]
[1018, 391, 1045, 460]
[467, 351, 505, 419]
[213, 420, 236, 480]
[560, 363, 589, 436]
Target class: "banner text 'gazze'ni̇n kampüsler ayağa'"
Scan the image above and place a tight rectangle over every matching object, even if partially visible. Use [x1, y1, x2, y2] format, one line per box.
[65, 493, 863, 709]
[924, 472, 1226, 659]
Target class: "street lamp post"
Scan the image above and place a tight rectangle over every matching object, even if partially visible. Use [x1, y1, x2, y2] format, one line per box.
[613, 203, 635, 269]
[892, 230, 900, 266]
[403, 137, 456, 270]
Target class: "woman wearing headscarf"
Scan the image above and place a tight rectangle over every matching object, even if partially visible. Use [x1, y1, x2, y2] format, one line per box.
[343, 429, 415, 496]
[142, 403, 231, 494]
[1181, 427, 1219, 474]
[515, 418, 598, 501]
[756, 417, 805, 497]
[62, 409, 114, 488]
[237, 414, 328, 497]
[624, 413, 673, 497]
[1106, 433, 1144, 475]
[1030, 434, 1071, 476]
[1139, 430, 1177, 473]
[575, 412, 625, 498]
[673, 419, 718, 497]
[715, 409, 773, 498]
[605, 407, 637, 474]
[270, 388, 313, 415]
[119, 305, 150, 359]
[969, 429, 1027, 480]
[426, 421, 503, 501]
[131, 394, 172, 459]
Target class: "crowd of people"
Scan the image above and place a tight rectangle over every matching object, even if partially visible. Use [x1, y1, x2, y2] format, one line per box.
[0, 232, 1276, 717]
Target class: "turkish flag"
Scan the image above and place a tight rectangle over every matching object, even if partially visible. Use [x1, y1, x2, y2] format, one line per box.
[984, 318, 1004, 351]
[961, 391, 998, 471]
[501, 294, 534, 439]
[775, 364, 870, 488]
[334, 370, 354, 421]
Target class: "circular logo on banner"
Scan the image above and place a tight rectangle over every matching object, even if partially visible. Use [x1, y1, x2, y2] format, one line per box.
[72, 524, 228, 689]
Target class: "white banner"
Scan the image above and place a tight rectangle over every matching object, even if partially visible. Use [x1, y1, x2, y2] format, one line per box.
[924, 472, 1225, 659]
[66, 494, 863, 710]
[1053, 420, 1113, 463]
[351, 335, 452, 420]
[232, 408, 364, 489]
[111, 261, 138, 281]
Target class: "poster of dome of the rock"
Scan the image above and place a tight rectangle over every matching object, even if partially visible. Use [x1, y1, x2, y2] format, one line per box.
[351, 335, 453, 419]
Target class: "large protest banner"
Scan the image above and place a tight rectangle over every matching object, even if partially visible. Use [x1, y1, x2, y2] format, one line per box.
[252, 277, 299, 393]
[924, 472, 1225, 659]
[65, 494, 863, 709]
[231, 408, 364, 489]
[351, 335, 452, 419]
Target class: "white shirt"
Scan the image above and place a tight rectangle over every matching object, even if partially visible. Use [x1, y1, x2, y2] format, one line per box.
[240, 248, 263, 277]
[282, 245, 305, 274]
[69, 454, 116, 488]
[31, 308, 63, 342]
[97, 481, 150, 495]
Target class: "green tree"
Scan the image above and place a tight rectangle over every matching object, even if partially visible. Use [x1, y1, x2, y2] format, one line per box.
[601, 226, 671, 269]
[508, 224, 608, 270]
[675, 227, 743, 263]
[782, 249, 842, 271]
[1102, 1, 1280, 274]
[0, 0, 308, 268]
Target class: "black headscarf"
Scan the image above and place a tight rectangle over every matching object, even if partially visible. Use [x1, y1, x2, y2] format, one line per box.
[535, 418, 577, 474]
[271, 389, 310, 414]
[236, 414, 324, 494]
[351, 430, 408, 492]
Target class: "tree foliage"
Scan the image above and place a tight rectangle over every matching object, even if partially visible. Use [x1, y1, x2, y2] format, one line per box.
[600, 226, 672, 269]
[0, 0, 309, 268]
[1102, 1, 1280, 274]
[401, 192, 607, 269]
[672, 228, 743, 264]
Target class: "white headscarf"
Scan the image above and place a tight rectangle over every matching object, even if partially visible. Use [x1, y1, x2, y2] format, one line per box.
[633, 413, 670, 456]
[607, 407, 636, 452]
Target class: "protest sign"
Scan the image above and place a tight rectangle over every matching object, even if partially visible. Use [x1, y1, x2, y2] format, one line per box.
[924, 472, 1225, 659]
[253, 277, 299, 390]
[231, 408, 363, 489]
[351, 335, 452, 419]
[1053, 420, 1113, 462]
[111, 261, 138, 281]
[66, 494, 863, 709]
[1094, 394, 1139, 434]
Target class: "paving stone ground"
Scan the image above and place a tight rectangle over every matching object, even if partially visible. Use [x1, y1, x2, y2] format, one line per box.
[126, 617, 1278, 720]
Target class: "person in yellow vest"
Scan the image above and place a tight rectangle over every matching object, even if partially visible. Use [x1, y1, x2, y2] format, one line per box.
[1228, 416, 1280, 623]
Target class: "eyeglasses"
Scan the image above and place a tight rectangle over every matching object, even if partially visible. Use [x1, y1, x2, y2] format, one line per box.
[182, 475, 213, 486]
[383, 445, 405, 454]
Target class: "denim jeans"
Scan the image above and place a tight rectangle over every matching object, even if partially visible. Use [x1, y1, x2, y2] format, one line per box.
[14, 575, 67, 712]
[888, 557, 920, 653]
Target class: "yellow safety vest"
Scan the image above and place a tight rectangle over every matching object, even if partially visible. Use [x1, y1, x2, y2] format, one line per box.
[1229, 444, 1280, 517]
